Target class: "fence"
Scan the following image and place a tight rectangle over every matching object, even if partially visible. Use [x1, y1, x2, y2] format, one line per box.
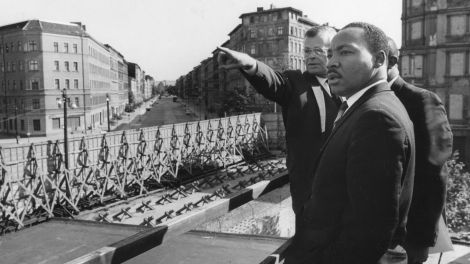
[0, 113, 268, 232]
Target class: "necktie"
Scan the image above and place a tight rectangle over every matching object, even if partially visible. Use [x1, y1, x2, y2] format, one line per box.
[312, 86, 326, 132]
[333, 101, 348, 128]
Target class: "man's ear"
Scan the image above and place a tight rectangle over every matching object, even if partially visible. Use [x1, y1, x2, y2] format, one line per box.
[374, 51, 386, 68]
[388, 55, 398, 69]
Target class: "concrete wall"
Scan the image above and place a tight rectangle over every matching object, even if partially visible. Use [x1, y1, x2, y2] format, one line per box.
[261, 112, 285, 151]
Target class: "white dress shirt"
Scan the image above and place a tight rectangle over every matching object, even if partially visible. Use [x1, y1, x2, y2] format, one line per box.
[312, 76, 331, 133]
[344, 80, 387, 114]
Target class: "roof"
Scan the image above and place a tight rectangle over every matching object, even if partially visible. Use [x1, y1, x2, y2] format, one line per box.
[228, 24, 242, 36]
[239, 7, 302, 18]
[298, 16, 319, 27]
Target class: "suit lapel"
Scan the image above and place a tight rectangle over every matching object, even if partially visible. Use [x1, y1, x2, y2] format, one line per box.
[319, 82, 390, 156]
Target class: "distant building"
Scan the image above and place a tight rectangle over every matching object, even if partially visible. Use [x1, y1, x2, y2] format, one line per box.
[127, 62, 143, 104]
[401, 0, 470, 161]
[175, 5, 319, 115]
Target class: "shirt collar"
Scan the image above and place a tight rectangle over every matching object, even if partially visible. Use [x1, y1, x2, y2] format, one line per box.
[345, 80, 387, 113]
[388, 76, 399, 87]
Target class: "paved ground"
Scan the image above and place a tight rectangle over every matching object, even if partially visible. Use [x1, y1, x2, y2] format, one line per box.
[118, 96, 201, 130]
[0, 96, 202, 147]
[125, 231, 286, 264]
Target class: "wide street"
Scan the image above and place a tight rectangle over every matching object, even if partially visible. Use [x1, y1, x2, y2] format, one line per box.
[115, 96, 201, 131]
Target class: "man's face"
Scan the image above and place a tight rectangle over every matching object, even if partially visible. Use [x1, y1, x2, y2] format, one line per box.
[327, 27, 377, 98]
[304, 32, 332, 77]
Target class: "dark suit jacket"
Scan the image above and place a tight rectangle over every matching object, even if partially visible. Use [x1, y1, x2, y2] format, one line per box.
[243, 61, 340, 214]
[391, 76, 453, 247]
[298, 84, 415, 264]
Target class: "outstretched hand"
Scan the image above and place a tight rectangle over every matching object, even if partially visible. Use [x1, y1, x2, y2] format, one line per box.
[217, 46, 257, 73]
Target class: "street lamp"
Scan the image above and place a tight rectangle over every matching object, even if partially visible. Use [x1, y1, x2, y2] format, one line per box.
[106, 95, 110, 132]
[58, 89, 77, 170]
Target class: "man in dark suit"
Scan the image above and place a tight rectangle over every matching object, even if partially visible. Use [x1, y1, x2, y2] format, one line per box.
[292, 22, 416, 264]
[217, 25, 340, 232]
[387, 37, 453, 264]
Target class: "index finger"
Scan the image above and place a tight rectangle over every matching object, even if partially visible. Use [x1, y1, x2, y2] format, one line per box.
[216, 46, 232, 55]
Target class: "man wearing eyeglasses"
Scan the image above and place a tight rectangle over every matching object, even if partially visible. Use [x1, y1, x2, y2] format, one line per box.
[217, 25, 341, 245]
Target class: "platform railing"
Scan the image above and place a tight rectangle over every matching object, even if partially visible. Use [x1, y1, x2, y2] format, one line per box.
[0, 113, 268, 232]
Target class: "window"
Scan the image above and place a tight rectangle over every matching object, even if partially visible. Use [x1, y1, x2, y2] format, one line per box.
[52, 118, 60, 129]
[268, 27, 274, 36]
[54, 60, 59, 71]
[250, 30, 256, 38]
[449, 15, 466, 36]
[277, 26, 283, 35]
[290, 26, 294, 35]
[411, 55, 423, 77]
[411, 0, 423, 7]
[31, 80, 39, 90]
[449, 52, 465, 76]
[250, 16, 254, 23]
[54, 79, 60, 89]
[17, 41, 22, 52]
[73, 62, 78, 71]
[75, 97, 80, 107]
[19, 61, 24, 71]
[449, 94, 463, 120]
[19, 80, 23, 90]
[0, 63, 3, 72]
[32, 99, 40, 109]
[0, 44, 3, 54]
[250, 44, 256, 55]
[5, 44, 9, 53]
[13, 80, 16, 90]
[56, 98, 62, 108]
[65, 79, 70, 89]
[410, 21, 422, 40]
[29, 60, 39, 71]
[6, 62, 11, 72]
[401, 56, 410, 76]
[33, 119, 41, 131]
[64, 61, 69, 71]
[9, 119, 13, 130]
[73, 44, 78, 53]
[74, 79, 79, 89]
[54, 42, 59, 52]
[28, 41, 38, 51]
[20, 120, 24, 131]
[64, 43, 69, 53]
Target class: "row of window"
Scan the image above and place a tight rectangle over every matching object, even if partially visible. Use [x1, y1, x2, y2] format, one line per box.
[54, 61, 79, 72]
[89, 46, 110, 65]
[54, 78, 80, 89]
[53, 42, 78, 53]
[290, 57, 304, 70]
[401, 51, 470, 78]
[0, 60, 39, 72]
[89, 63, 111, 78]
[0, 41, 38, 54]
[55, 96, 80, 108]
[247, 26, 305, 39]
[246, 11, 300, 24]
[1, 79, 39, 90]
[1, 119, 41, 132]
[407, 14, 470, 42]
[289, 41, 303, 54]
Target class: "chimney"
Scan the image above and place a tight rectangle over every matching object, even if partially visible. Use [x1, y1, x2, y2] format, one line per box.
[71, 22, 86, 31]
[270, 4, 276, 9]
[257, 7, 264, 12]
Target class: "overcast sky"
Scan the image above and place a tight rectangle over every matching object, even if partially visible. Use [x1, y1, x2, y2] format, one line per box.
[0, 0, 402, 81]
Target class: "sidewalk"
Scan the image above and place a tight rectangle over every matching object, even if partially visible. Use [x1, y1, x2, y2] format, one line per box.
[0, 99, 156, 147]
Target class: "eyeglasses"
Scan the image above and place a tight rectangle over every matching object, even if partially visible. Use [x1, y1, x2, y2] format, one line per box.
[304, 48, 328, 56]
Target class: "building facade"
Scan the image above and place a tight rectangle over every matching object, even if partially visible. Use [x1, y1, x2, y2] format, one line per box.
[401, 0, 470, 161]
[0, 20, 152, 137]
[174, 6, 319, 116]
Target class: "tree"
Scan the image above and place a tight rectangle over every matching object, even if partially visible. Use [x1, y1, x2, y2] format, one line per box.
[220, 86, 248, 116]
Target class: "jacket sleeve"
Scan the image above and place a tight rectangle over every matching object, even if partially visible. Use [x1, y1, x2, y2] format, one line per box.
[406, 91, 453, 246]
[241, 61, 292, 107]
[322, 110, 415, 264]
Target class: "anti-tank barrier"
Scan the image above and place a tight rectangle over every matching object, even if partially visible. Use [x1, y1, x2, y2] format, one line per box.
[0, 113, 268, 233]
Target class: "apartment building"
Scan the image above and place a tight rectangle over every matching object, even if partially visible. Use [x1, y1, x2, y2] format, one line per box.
[401, 0, 470, 161]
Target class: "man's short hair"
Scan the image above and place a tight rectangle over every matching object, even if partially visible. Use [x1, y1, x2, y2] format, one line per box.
[387, 36, 399, 58]
[305, 25, 337, 38]
[342, 22, 389, 55]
